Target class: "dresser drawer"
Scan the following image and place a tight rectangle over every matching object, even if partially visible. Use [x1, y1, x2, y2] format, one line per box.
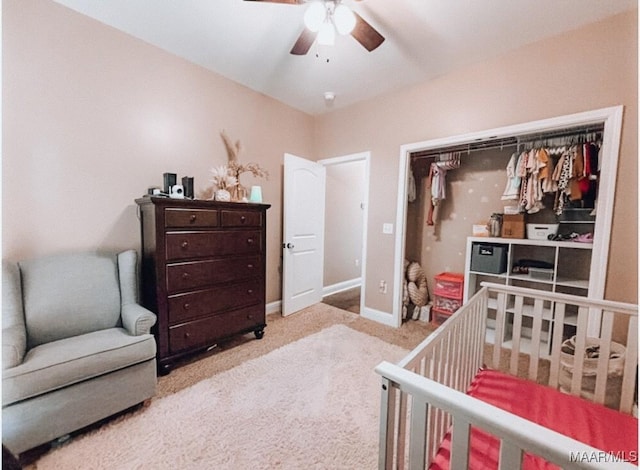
[166, 255, 262, 293]
[221, 210, 262, 227]
[164, 208, 218, 228]
[165, 230, 262, 261]
[167, 279, 264, 323]
[169, 304, 264, 353]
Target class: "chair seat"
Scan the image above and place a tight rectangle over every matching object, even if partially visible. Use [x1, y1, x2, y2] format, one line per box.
[3, 328, 156, 406]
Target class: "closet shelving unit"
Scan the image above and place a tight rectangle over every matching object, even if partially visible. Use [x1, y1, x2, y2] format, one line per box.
[464, 236, 594, 356]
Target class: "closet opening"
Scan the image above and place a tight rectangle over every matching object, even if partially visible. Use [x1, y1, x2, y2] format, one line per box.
[393, 107, 623, 332]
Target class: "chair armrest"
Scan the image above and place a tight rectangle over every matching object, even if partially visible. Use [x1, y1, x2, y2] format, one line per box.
[3, 325, 26, 370]
[3, 261, 26, 369]
[121, 303, 157, 336]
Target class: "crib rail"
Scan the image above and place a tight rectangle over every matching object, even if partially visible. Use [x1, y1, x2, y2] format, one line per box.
[376, 283, 638, 469]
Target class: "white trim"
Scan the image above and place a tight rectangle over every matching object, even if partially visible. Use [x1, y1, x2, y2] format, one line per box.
[266, 300, 281, 315]
[362, 306, 398, 327]
[394, 106, 624, 331]
[319, 151, 372, 325]
[323, 278, 362, 297]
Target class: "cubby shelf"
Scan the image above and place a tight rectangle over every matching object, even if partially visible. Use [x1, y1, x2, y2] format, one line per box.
[466, 236, 591, 355]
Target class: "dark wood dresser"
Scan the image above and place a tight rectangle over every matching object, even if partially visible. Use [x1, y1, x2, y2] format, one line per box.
[135, 197, 270, 374]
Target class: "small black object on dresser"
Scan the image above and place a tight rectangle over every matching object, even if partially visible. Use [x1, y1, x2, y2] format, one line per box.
[135, 197, 270, 375]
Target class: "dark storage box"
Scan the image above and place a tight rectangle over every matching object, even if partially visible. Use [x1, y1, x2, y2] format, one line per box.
[471, 243, 508, 274]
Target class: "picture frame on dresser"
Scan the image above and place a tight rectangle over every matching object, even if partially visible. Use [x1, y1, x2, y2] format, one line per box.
[135, 196, 271, 375]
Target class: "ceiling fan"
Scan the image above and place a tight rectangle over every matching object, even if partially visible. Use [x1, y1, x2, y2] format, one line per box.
[244, 0, 385, 55]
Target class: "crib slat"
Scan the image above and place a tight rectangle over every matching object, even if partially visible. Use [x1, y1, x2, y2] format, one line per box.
[397, 391, 408, 469]
[378, 377, 395, 470]
[510, 295, 525, 376]
[527, 298, 544, 381]
[493, 292, 508, 368]
[570, 307, 590, 395]
[548, 302, 565, 388]
[450, 417, 470, 469]
[409, 399, 428, 469]
[620, 315, 638, 414]
[499, 440, 523, 469]
[594, 310, 614, 405]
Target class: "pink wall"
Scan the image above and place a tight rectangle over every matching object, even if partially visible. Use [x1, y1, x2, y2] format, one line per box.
[3, 0, 315, 303]
[4, 1, 637, 314]
[315, 10, 638, 310]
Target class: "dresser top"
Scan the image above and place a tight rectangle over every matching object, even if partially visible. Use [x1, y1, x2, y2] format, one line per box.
[135, 196, 271, 211]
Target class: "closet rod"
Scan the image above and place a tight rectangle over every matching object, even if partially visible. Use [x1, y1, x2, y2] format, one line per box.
[411, 123, 604, 161]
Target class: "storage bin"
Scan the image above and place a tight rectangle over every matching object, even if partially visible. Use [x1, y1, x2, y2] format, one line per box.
[434, 295, 462, 313]
[526, 223, 559, 240]
[472, 224, 489, 237]
[431, 309, 452, 325]
[501, 214, 525, 238]
[470, 243, 508, 274]
[528, 267, 554, 281]
[433, 272, 464, 298]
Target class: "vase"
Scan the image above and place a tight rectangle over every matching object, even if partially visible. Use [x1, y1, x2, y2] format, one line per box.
[230, 184, 247, 202]
[215, 189, 231, 202]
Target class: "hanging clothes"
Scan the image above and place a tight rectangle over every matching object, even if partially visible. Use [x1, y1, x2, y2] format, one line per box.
[426, 152, 460, 226]
[553, 147, 574, 215]
[427, 162, 446, 225]
[407, 165, 417, 203]
[501, 152, 521, 200]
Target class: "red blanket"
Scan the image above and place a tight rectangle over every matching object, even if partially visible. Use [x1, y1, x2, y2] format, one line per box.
[430, 369, 638, 469]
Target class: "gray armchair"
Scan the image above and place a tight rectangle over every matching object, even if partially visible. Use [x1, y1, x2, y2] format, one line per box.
[2, 250, 157, 455]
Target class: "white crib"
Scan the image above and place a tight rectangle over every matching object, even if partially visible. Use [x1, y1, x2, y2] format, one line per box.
[376, 282, 638, 469]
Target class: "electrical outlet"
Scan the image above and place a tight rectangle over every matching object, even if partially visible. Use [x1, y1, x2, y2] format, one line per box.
[379, 280, 387, 294]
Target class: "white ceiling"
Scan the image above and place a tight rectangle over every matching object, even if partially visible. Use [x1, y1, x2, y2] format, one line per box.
[53, 0, 637, 115]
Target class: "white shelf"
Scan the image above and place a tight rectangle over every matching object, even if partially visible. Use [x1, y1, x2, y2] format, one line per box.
[467, 236, 591, 356]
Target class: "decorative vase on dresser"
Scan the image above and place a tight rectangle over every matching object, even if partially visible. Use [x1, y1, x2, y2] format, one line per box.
[135, 196, 271, 374]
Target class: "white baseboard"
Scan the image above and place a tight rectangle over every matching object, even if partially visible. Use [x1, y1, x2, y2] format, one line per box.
[322, 278, 362, 297]
[360, 306, 398, 327]
[266, 300, 281, 316]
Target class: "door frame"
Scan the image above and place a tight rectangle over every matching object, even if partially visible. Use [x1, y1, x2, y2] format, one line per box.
[393, 106, 624, 330]
[318, 151, 371, 318]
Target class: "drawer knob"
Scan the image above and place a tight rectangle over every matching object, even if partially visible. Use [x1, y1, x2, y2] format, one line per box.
[247, 238, 254, 245]
[182, 272, 189, 280]
[190, 214, 197, 223]
[181, 241, 188, 249]
[240, 216, 246, 223]
[184, 332, 191, 338]
[247, 314, 253, 320]
[247, 264, 254, 269]
[183, 303, 190, 310]
[248, 289, 254, 295]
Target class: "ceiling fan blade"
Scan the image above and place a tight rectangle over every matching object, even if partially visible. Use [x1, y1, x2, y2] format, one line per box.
[290, 28, 317, 55]
[243, 0, 302, 4]
[351, 12, 385, 52]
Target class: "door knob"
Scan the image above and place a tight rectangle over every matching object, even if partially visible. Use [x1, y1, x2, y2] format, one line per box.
[283, 242, 294, 249]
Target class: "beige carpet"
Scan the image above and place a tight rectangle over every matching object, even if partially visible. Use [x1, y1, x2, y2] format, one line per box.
[30, 324, 408, 469]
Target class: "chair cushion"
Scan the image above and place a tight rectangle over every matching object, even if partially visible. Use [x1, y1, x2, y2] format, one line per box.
[19, 253, 122, 348]
[2, 328, 156, 406]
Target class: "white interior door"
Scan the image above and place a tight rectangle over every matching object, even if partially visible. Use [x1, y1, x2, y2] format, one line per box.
[282, 153, 326, 316]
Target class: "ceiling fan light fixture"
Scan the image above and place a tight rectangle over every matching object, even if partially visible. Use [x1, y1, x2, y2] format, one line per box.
[317, 20, 336, 46]
[303, 2, 326, 32]
[333, 4, 356, 35]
